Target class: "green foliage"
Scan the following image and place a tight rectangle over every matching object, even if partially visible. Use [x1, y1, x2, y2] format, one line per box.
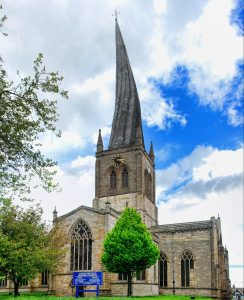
[0, 6, 68, 202]
[102, 208, 159, 295]
[0, 202, 66, 296]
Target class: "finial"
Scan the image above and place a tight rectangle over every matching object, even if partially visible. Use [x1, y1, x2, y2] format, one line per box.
[149, 141, 155, 164]
[97, 129, 103, 153]
[135, 124, 143, 146]
[112, 9, 120, 20]
[53, 206, 58, 222]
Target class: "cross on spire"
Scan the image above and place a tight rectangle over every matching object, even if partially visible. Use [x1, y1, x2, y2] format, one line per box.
[112, 9, 120, 20]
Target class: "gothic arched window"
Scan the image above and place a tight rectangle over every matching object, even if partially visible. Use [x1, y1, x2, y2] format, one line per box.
[159, 252, 168, 287]
[144, 169, 152, 199]
[70, 219, 92, 271]
[180, 250, 194, 287]
[110, 169, 116, 189]
[122, 168, 128, 187]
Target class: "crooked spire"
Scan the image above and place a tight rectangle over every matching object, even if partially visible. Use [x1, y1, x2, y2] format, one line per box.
[108, 19, 145, 150]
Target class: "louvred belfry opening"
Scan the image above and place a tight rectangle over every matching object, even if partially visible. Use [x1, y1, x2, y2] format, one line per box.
[108, 19, 145, 150]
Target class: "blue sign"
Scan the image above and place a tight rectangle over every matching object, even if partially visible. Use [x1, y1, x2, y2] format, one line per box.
[73, 272, 103, 286]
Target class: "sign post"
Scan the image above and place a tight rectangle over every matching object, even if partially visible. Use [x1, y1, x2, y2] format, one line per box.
[73, 272, 103, 298]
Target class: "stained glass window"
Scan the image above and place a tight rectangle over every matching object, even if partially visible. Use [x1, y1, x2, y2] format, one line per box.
[70, 219, 92, 271]
[159, 252, 167, 287]
[110, 169, 116, 189]
[180, 250, 194, 287]
[122, 168, 128, 187]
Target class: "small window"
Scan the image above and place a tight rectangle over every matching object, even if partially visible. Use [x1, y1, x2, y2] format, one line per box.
[136, 270, 145, 281]
[122, 168, 128, 187]
[110, 170, 116, 189]
[41, 271, 48, 286]
[118, 273, 128, 281]
[144, 169, 152, 199]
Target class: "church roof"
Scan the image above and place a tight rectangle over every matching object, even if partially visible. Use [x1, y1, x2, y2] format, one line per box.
[53, 205, 120, 223]
[108, 19, 145, 150]
[151, 220, 213, 233]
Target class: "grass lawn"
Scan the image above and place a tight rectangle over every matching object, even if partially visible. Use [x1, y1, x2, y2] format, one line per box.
[0, 293, 213, 300]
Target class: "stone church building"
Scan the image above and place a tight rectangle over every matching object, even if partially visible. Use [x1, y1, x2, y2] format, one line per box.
[0, 19, 231, 298]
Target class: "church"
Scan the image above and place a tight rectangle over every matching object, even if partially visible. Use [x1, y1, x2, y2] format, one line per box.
[0, 19, 231, 298]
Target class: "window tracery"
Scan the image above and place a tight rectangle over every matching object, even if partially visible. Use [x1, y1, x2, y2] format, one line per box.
[159, 252, 168, 287]
[180, 250, 194, 287]
[70, 219, 92, 271]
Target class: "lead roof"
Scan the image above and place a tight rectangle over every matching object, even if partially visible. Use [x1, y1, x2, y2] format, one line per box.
[108, 19, 145, 150]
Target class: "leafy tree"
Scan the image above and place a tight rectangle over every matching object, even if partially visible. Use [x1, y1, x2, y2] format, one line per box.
[0, 6, 68, 202]
[0, 201, 66, 297]
[102, 208, 159, 296]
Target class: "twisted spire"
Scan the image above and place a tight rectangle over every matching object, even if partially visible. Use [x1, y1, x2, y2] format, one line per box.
[108, 19, 144, 150]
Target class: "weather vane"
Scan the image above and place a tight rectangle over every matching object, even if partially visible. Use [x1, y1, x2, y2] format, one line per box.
[112, 9, 120, 20]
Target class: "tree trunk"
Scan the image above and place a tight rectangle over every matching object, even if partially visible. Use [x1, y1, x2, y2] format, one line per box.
[127, 272, 132, 297]
[14, 279, 20, 297]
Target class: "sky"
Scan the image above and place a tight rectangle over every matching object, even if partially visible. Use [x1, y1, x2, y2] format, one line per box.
[1, 0, 243, 287]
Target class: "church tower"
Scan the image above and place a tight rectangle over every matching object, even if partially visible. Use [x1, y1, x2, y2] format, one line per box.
[93, 18, 157, 228]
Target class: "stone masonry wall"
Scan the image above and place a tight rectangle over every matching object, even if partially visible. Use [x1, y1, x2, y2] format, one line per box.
[51, 207, 117, 296]
[158, 229, 215, 298]
[95, 145, 155, 203]
[96, 193, 157, 228]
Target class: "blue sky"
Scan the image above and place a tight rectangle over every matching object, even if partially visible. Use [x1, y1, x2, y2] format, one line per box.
[1, 0, 243, 286]
[144, 62, 243, 170]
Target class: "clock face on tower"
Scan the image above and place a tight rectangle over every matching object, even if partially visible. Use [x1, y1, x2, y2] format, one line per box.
[112, 154, 125, 167]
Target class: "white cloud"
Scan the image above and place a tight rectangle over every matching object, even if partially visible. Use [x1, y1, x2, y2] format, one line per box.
[193, 147, 243, 181]
[1, 0, 242, 140]
[227, 101, 244, 127]
[157, 145, 243, 202]
[153, 0, 167, 14]
[29, 155, 95, 223]
[146, 0, 243, 124]
[39, 120, 86, 156]
[157, 145, 215, 190]
[140, 82, 187, 129]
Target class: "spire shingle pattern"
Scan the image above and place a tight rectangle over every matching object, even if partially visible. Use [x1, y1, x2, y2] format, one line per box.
[108, 20, 144, 150]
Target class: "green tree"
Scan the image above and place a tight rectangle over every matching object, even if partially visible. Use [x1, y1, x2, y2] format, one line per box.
[0, 6, 68, 202]
[0, 201, 66, 297]
[101, 208, 159, 296]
